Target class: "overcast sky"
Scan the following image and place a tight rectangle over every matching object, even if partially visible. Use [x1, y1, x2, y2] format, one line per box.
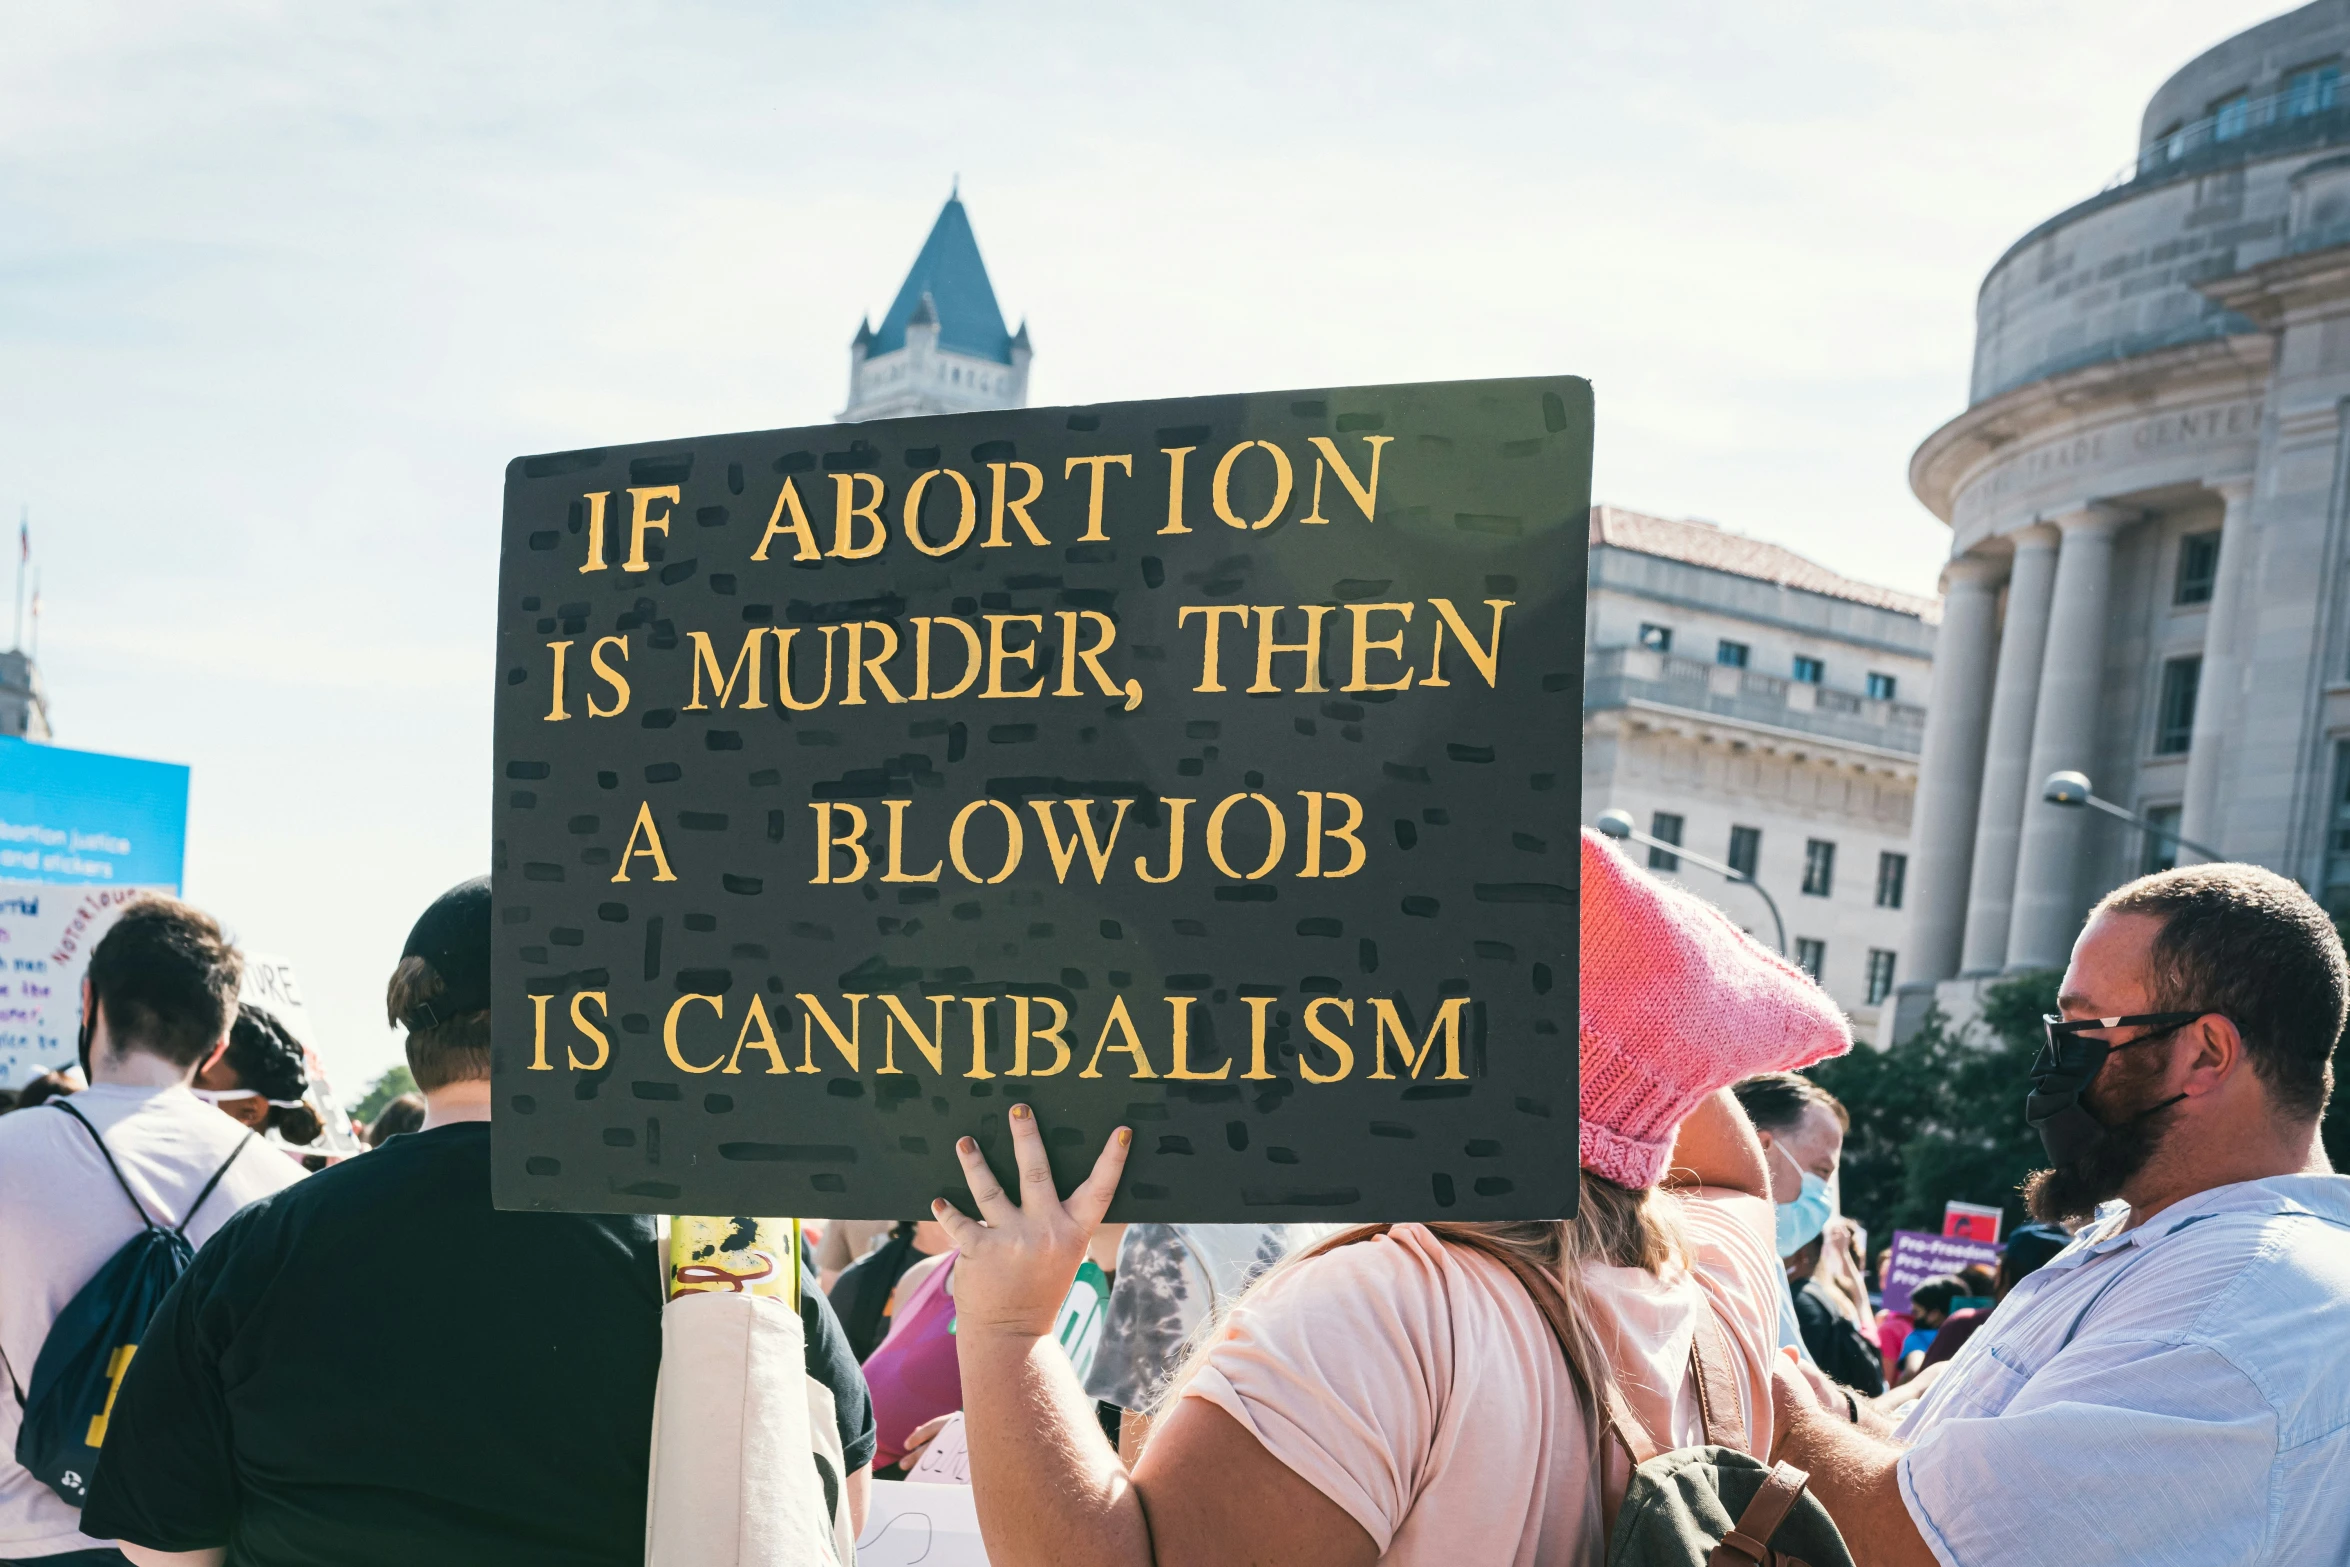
[1, 0, 2276, 1093]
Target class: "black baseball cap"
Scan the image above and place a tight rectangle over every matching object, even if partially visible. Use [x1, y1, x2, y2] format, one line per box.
[397, 876, 492, 1031]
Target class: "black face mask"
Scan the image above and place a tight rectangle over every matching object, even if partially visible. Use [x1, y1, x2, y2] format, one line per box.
[2025, 1012, 2197, 1167]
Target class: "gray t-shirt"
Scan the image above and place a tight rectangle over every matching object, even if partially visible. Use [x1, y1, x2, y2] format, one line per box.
[1083, 1223, 1336, 1412]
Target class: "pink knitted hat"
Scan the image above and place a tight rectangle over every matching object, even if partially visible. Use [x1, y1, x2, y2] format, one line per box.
[1579, 828, 1851, 1188]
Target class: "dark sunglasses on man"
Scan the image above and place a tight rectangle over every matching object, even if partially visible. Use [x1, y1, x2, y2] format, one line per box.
[2034, 1012, 2210, 1081]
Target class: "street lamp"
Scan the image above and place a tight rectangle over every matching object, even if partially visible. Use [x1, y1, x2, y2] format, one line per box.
[2040, 770, 2224, 864]
[1594, 808, 1789, 955]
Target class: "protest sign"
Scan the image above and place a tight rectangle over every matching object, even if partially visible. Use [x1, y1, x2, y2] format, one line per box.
[859, 1481, 988, 1567]
[1882, 1227, 2002, 1316]
[0, 880, 168, 1087]
[490, 377, 1593, 1221]
[1942, 1199, 2002, 1243]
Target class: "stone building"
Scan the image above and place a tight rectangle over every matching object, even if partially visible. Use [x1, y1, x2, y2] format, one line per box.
[1899, 0, 2350, 1035]
[1581, 507, 1938, 1025]
[0, 650, 48, 740]
[839, 189, 1031, 422]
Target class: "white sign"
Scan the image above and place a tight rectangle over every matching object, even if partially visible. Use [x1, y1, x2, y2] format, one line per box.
[239, 948, 365, 1155]
[858, 1480, 989, 1567]
[0, 879, 169, 1088]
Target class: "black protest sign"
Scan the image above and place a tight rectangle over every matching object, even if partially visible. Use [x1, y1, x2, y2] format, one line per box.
[491, 376, 1590, 1222]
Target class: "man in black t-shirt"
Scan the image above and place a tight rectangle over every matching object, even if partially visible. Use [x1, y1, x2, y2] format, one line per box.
[80, 878, 875, 1567]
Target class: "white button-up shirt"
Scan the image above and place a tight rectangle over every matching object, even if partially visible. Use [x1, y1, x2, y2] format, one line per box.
[1893, 1174, 2350, 1567]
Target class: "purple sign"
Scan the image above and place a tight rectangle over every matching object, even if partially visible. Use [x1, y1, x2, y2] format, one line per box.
[1883, 1227, 2001, 1317]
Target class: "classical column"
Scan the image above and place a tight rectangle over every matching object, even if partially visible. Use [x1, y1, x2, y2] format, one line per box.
[2006, 506, 2128, 970]
[1901, 555, 2005, 986]
[1958, 525, 2061, 973]
[2177, 476, 2257, 853]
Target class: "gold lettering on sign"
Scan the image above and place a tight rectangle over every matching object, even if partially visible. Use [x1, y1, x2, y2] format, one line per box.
[882, 800, 943, 883]
[1080, 995, 1160, 1079]
[1158, 446, 1196, 535]
[528, 993, 556, 1070]
[1206, 792, 1286, 880]
[588, 635, 631, 717]
[684, 630, 764, 711]
[578, 490, 612, 573]
[1300, 997, 1356, 1083]
[777, 625, 838, 712]
[1212, 440, 1293, 530]
[726, 994, 788, 1075]
[613, 802, 677, 884]
[904, 468, 978, 556]
[948, 799, 1024, 884]
[913, 616, 983, 702]
[1164, 996, 1230, 1080]
[567, 991, 611, 1071]
[1176, 605, 1252, 692]
[1011, 995, 1072, 1077]
[1249, 605, 1331, 694]
[1134, 799, 1195, 884]
[1299, 435, 1392, 524]
[1242, 995, 1278, 1080]
[878, 995, 955, 1075]
[796, 993, 868, 1073]
[1064, 454, 1133, 542]
[543, 639, 574, 721]
[1423, 598, 1513, 688]
[810, 803, 871, 884]
[1344, 603, 1415, 692]
[986, 462, 1049, 547]
[622, 485, 678, 572]
[751, 478, 822, 562]
[829, 473, 886, 559]
[664, 993, 724, 1074]
[1368, 997, 1469, 1081]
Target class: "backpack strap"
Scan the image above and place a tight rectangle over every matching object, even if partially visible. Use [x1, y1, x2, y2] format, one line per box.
[51, 1101, 159, 1231]
[1708, 1461, 1813, 1566]
[1687, 1305, 1749, 1452]
[174, 1129, 257, 1237]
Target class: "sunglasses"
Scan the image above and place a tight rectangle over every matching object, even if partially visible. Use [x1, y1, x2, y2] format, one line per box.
[2034, 1012, 2207, 1080]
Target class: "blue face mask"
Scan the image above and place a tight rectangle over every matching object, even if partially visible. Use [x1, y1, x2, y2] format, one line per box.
[1776, 1169, 1832, 1258]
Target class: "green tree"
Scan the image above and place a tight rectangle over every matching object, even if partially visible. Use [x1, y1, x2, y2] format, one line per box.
[1809, 971, 2057, 1245]
[352, 1064, 417, 1123]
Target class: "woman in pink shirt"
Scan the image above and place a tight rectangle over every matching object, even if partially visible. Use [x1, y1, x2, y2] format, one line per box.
[935, 832, 1852, 1566]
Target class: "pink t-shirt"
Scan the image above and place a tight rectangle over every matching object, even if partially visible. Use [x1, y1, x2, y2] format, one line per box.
[1184, 1191, 1781, 1566]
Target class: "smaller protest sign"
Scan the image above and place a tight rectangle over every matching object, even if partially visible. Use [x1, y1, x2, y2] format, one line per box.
[1882, 1227, 2001, 1317]
[1942, 1200, 2002, 1243]
[858, 1481, 989, 1567]
[903, 1412, 970, 1486]
[239, 949, 367, 1157]
[0, 879, 168, 1087]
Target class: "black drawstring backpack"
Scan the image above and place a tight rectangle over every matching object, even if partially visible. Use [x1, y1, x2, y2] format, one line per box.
[2, 1102, 251, 1506]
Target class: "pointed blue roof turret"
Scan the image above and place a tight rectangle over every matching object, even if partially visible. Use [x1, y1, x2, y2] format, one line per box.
[869, 194, 1014, 366]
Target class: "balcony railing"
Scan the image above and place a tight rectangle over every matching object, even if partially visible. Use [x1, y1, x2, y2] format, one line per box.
[1584, 645, 1925, 754]
[2103, 77, 2350, 191]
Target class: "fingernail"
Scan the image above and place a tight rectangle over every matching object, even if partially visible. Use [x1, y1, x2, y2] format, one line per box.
[1011, 1103, 1032, 1120]
[959, 1136, 976, 1154]
[1117, 1126, 1132, 1147]
[931, 1198, 948, 1213]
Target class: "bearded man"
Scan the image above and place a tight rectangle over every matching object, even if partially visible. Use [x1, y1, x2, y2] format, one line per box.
[1770, 861, 2350, 1567]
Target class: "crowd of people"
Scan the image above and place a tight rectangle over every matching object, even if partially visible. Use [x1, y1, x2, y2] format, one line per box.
[2, 828, 2346, 1565]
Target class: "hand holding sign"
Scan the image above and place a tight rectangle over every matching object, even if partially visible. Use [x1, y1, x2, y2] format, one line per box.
[933, 1105, 1129, 1340]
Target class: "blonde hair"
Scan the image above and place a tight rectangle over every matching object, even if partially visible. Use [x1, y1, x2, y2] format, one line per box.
[385, 954, 490, 1091]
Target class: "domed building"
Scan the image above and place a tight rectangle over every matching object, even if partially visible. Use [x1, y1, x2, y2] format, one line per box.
[1898, 0, 2350, 1034]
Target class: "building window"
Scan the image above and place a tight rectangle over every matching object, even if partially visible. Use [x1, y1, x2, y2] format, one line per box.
[1865, 949, 1897, 1006]
[1876, 851, 1907, 910]
[2326, 742, 2350, 917]
[1648, 812, 1683, 871]
[1717, 639, 1749, 668]
[2142, 804, 2182, 876]
[2176, 532, 2220, 605]
[1638, 623, 1672, 652]
[2156, 656, 2202, 755]
[1792, 655, 1824, 685]
[1795, 938, 1827, 982]
[1801, 839, 1836, 897]
[1866, 672, 1897, 701]
[2286, 60, 2340, 118]
[1727, 825, 1761, 878]
[2211, 90, 2251, 142]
